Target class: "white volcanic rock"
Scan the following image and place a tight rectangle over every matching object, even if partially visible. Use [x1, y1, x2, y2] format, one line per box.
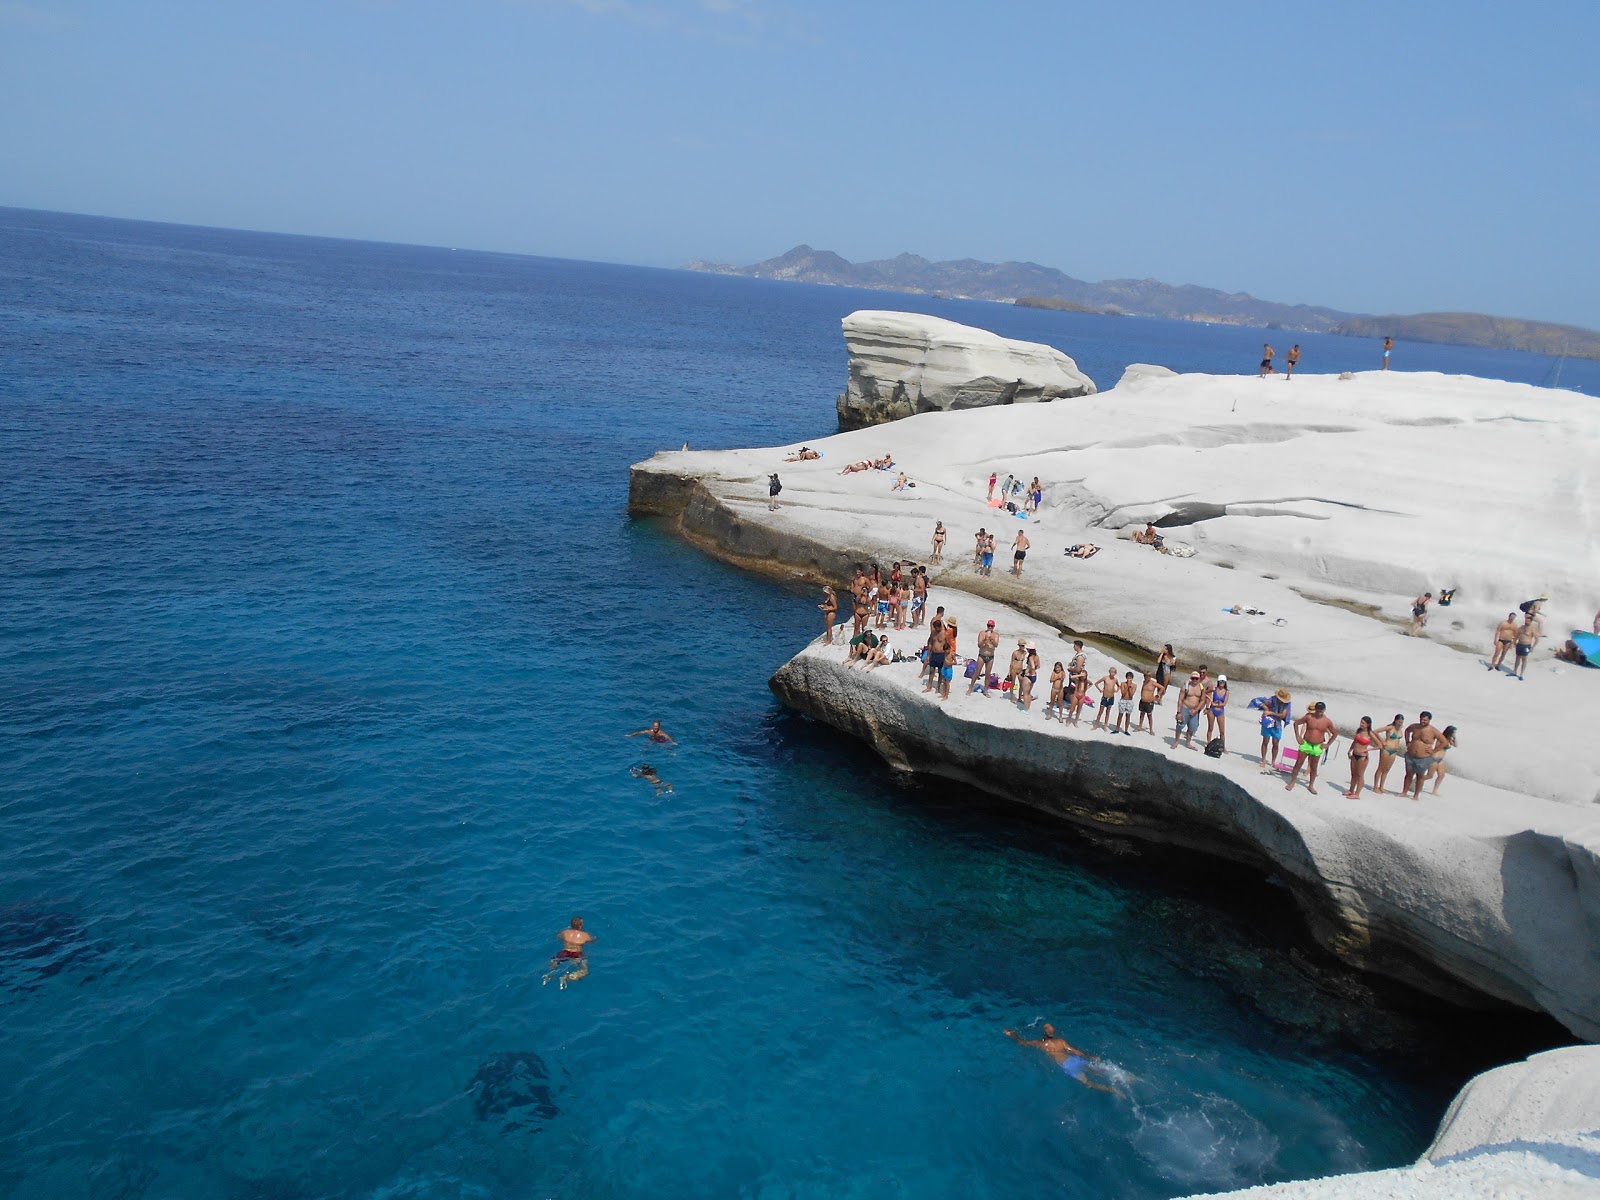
[835, 309, 1095, 429]
[632, 368, 1600, 806]
[1117, 362, 1179, 386]
[1177, 1046, 1600, 1198]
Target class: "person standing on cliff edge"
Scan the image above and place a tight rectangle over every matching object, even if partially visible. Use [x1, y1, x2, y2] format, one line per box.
[768, 473, 781, 511]
[1285, 345, 1300, 379]
[1382, 336, 1394, 370]
[1259, 344, 1276, 377]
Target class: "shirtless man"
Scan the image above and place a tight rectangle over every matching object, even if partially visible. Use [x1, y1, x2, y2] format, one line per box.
[542, 917, 594, 990]
[920, 608, 945, 687]
[1285, 702, 1338, 794]
[1006, 640, 1028, 701]
[1172, 672, 1204, 749]
[1512, 614, 1541, 680]
[1011, 530, 1030, 577]
[1116, 671, 1136, 735]
[1488, 612, 1519, 672]
[1004, 1025, 1121, 1096]
[970, 619, 999, 695]
[1401, 712, 1449, 799]
[1259, 343, 1276, 377]
[911, 569, 928, 629]
[973, 528, 987, 569]
[1409, 592, 1432, 637]
[925, 621, 952, 701]
[1382, 336, 1393, 370]
[1136, 671, 1158, 735]
[627, 721, 676, 746]
[1285, 345, 1300, 378]
[1092, 668, 1119, 732]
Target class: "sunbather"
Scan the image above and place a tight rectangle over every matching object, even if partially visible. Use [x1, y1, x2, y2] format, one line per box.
[1064, 544, 1100, 559]
[784, 447, 820, 462]
[839, 460, 873, 474]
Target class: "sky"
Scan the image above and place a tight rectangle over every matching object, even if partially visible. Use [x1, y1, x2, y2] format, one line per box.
[3, 0, 1598, 327]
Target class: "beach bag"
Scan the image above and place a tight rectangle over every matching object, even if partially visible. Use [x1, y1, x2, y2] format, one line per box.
[964, 659, 980, 680]
[1005, 502, 1017, 514]
[1203, 738, 1225, 759]
[988, 673, 1001, 690]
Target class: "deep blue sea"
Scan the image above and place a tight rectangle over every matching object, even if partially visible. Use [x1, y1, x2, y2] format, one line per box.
[0, 208, 1578, 1200]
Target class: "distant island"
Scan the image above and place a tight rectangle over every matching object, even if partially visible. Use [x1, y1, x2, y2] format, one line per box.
[685, 245, 1600, 358]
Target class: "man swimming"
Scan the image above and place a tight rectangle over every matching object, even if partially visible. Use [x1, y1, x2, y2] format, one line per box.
[542, 916, 594, 990]
[627, 721, 676, 745]
[630, 763, 673, 794]
[1004, 1025, 1121, 1096]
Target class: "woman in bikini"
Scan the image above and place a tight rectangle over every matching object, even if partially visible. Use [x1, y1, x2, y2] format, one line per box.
[1372, 714, 1405, 794]
[1048, 661, 1065, 721]
[818, 585, 838, 644]
[1426, 726, 1458, 795]
[930, 521, 946, 563]
[1205, 675, 1229, 748]
[1344, 716, 1375, 798]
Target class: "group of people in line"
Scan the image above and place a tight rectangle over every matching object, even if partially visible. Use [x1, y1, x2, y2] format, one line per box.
[1258, 336, 1393, 377]
[820, 576, 1466, 803]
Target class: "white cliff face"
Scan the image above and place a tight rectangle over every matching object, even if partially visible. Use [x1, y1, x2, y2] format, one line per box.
[836, 310, 1096, 429]
[1177, 1047, 1600, 1198]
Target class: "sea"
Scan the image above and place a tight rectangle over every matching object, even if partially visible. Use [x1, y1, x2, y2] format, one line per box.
[0, 207, 1583, 1200]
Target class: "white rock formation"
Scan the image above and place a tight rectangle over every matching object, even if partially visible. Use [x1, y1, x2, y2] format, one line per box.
[835, 310, 1095, 429]
[1117, 362, 1179, 386]
[1177, 1046, 1600, 1198]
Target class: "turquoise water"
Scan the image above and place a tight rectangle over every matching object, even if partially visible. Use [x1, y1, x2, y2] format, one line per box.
[0, 208, 1570, 1199]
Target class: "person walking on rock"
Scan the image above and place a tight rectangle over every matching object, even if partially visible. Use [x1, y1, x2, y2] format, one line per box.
[973, 528, 987, 569]
[768, 472, 782, 511]
[1011, 529, 1030, 577]
[930, 521, 946, 564]
[981, 532, 996, 577]
[1285, 345, 1300, 378]
[1154, 644, 1175, 705]
[1285, 702, 1338, 794]
[987, 472, 997, 502]
[1409, 592, 1432, 637]
[1259, 343, 1276, 377]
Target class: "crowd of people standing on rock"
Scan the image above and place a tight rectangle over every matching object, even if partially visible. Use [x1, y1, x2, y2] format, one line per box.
[817, 572, 1465, 803]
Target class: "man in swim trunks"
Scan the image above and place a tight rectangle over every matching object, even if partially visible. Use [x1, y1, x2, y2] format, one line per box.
[1116, 671, 1136, 734]
[973, 527, 987, 569]
[1172, 672, 1204, 749]
[1512, 614, 1541, 680]
[924, 621, 951, 699]
[1092, 668, 1118, 732]
[630, 763, 673, 794]
[1011, 529, 1030, 576]
[1004, 1025, 1121, 1096]
[971, 620, 999, 695]
[627, 721, 676, 745]
[1259, 343, 1275, 377]
[1284, 702, 1337, 794]
[542, 917, 594, 990]
[1136, 671, 1158, 735]
[1285, 345, 1300, 378]
[1489, 612, 1519, 673]
[1402, 712, 1449, 799]
[1382, 336, 1393, 369]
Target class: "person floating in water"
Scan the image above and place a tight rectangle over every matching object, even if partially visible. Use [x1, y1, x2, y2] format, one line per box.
[1004, 1024, 1123, 1096]
[627, 721, 676, 745]
[542, 916, 593, 990]
[630, 762, 673, 794]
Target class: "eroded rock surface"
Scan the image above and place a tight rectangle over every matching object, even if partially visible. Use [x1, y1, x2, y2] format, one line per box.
[836, 310, 1095, 429]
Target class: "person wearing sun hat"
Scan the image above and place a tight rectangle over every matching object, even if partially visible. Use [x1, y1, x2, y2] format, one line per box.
[1258, 687, 1292, 770]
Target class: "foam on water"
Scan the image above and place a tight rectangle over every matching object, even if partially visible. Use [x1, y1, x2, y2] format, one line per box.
[0, 208, 1574, 1200]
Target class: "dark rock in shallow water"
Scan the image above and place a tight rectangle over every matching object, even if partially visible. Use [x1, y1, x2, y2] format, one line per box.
[469, 1051, 559, 1131]
[0, 904, 100, 991]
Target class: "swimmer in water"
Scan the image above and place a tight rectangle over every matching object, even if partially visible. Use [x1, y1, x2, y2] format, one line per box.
[541, 916, 594, 990]
[1004, 1024, 1122, 1096]
[627, 721, 676, 745]
[630, 763, 673, 795]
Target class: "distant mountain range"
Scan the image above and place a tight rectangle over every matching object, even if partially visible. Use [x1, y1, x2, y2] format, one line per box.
[685, 246, 1600, 359]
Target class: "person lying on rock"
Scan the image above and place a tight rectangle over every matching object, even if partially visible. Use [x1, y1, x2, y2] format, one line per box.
[839, 460, 873, 474]
[784, 447, 820, 461]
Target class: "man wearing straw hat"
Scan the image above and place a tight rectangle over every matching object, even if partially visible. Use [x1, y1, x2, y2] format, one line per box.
[1258, 687, 1292, 771]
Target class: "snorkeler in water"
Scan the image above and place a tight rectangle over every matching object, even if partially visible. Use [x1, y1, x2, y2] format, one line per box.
[1004, 1024, 1123, 1096]
[626, 721, 676, 745]
[630, 763, 673, 795]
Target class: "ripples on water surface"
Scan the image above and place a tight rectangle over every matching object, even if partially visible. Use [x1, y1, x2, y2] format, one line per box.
[0, 209, 1573, 1199]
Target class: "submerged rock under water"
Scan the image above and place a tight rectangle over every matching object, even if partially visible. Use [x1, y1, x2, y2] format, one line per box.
[0, 903, 100, 991]
[468, 1051, 559, 1132]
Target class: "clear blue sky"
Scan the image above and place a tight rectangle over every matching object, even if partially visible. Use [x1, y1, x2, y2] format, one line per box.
[4, 0, 1598, 327]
